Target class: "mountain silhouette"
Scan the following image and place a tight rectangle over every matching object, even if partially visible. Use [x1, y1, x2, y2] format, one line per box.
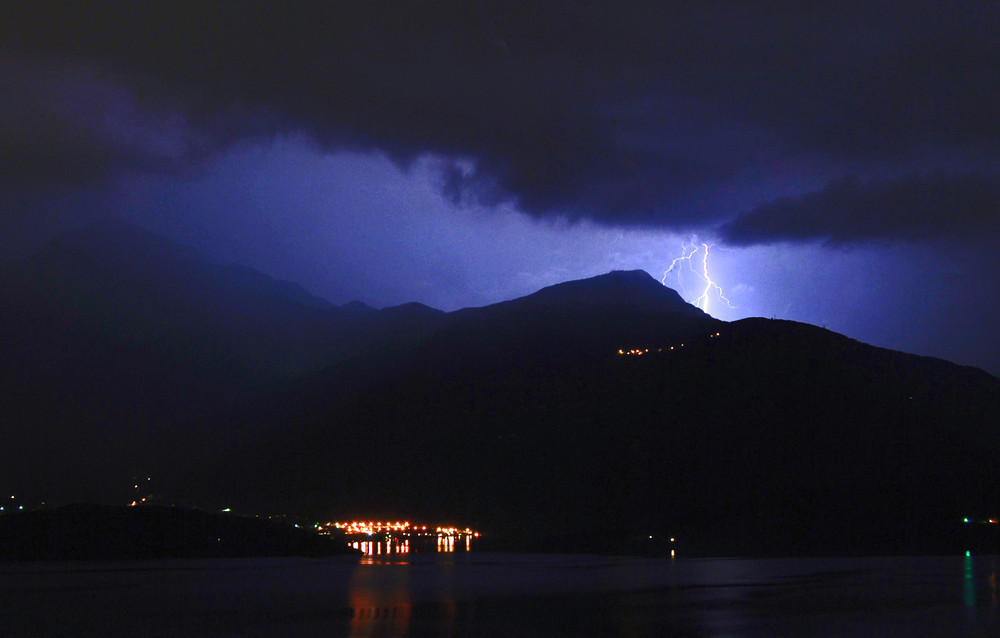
[0, 220, 414, 502]
[3, 221, 998, 556]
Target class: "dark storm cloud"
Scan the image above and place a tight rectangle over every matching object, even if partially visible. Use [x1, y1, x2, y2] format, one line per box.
[3, 1, 999, 229]
[0, 60, 194, 189]
[718, 171, 1000, 245]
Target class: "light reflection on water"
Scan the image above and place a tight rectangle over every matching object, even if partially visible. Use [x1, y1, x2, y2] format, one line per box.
[352, 539, 411, 556]
[3, 554, 1000, 636]
[343, 554, 1000, 637]
[348, 557, 413, 638]
[965, 552, 977, 614]
[350, 534, 473, 557]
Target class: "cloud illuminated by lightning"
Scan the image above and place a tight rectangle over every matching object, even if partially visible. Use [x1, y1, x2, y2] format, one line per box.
[661, 240, 735, 314]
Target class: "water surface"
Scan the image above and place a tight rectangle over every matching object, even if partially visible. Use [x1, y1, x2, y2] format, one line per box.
[2, 553, 998, 636]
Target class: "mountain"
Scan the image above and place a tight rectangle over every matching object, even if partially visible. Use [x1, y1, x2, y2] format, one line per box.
[3, 221, 999, 556]
[174, 276, 1000, 556]
[0, 220, 441, 503]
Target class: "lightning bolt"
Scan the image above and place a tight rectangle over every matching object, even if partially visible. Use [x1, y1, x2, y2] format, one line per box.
[661, 240, 735, 314]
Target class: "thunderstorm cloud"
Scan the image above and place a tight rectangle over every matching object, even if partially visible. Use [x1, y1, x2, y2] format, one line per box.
[719, 171, 1000, 246]
[3, 1, 999, 241]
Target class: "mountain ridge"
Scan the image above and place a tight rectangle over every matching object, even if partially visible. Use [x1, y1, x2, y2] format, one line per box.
[3, 220, 998, 556]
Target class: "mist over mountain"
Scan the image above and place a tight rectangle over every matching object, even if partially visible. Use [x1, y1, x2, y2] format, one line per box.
[3, 221, 998, 555]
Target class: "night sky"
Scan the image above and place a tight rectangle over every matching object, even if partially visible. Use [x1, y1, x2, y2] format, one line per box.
[2, 1, 998, 376]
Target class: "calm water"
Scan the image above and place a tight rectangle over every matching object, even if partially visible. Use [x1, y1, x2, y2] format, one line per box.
[2, 553, 999, 636]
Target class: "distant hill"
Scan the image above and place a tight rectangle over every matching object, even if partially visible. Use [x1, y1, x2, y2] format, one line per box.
[3, 220, 999, 556]
[0, 220, 443, 503]
[0, 504, 356, 560]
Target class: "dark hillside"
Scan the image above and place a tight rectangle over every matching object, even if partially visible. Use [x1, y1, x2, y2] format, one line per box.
[182, 274, 1000, 556]
[0, 504, 356, 560]
[0, 221, 425, 503]
[3, 222, 997, 556]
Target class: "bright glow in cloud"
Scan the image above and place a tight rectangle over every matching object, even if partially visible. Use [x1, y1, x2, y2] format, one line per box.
[103, 139, 717, 311]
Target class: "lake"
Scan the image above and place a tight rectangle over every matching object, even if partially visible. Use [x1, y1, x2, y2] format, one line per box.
[2, 552, 998, 636]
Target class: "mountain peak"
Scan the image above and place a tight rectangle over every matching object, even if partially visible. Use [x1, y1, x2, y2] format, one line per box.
[592, 269, 672, 293]
[523, 269, 705, 317]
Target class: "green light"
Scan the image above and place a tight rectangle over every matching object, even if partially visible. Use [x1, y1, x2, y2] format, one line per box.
[964, 517, 971, 523]
[964, 552, 975, 610]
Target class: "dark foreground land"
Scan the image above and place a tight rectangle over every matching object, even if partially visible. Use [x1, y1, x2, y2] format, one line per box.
[0, 504, 357, 560]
